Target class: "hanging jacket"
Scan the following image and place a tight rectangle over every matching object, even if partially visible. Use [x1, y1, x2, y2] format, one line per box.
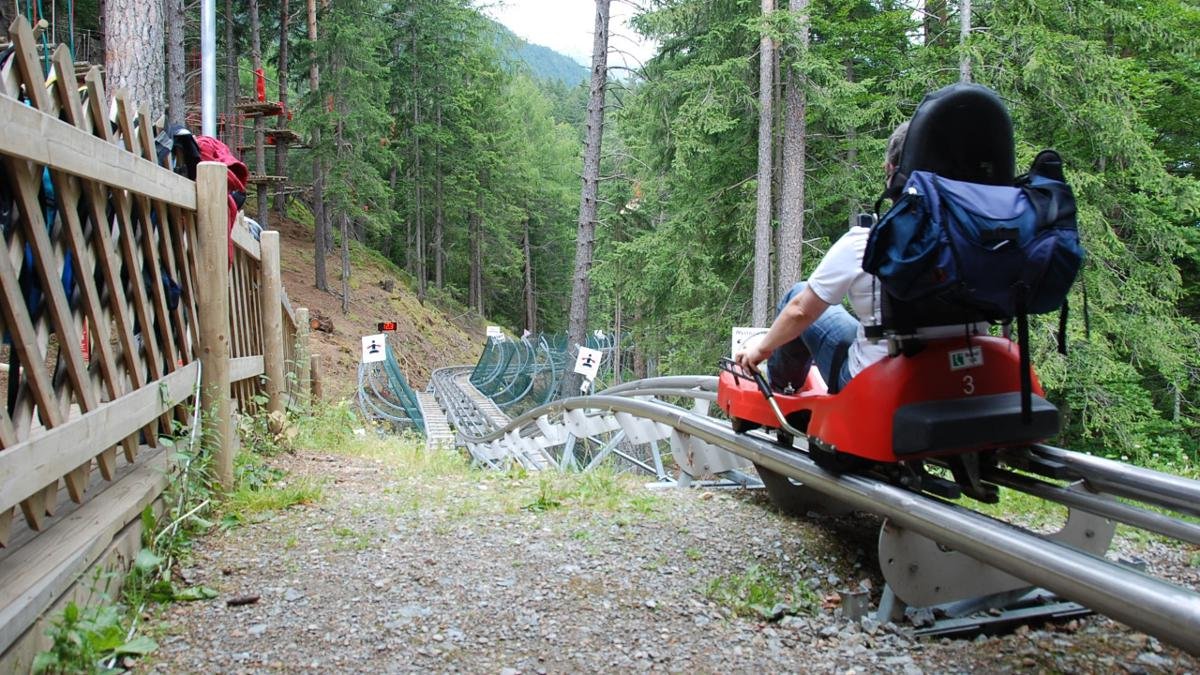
[195, 136, 249, 263]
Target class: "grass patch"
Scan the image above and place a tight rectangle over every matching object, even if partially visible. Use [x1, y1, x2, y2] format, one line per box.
[971, 483, 1069, 531]
[517, 468, 663, 515]
[225, 476, 323, 518]
[705, 563, 820, 620]
[221, 452, 323, 528]
[332, 526, 377, 551]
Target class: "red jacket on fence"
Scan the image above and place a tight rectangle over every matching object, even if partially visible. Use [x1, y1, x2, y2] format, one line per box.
[195, 136, 249, 263]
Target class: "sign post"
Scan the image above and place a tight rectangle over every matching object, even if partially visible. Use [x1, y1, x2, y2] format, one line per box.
[574, 346, 602, 394]
[361, 333, 386, 364]
[731, 326, 769, 358]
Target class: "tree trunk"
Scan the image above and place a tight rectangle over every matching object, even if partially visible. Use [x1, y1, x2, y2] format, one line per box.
[925, 0, 949, 47]
[105, 0, 165, 118]
[165, 0, 186, 123]
[404, 163, 414, 277]
[307, 0, 327, 291]
[777, 0, 808, 293]
[752, 0, 776, 326]
[523, 217, 536, 334]
[562, 0, 610, 396]
[771, 36, 782, 307]
[468, 183, 484, 315]
[844, 60, 857, 176]
[274, 0, 290, 216]
[411, 24, 426, 301]
[434, 97, 444, 289]
[223, 0, 238, 150]
[613, 293, 622, 384]
[249, 0, 268, 226]
[632, 308, 646, 379]
[959, 0, 972, 82]
[341, 210, 351, 314]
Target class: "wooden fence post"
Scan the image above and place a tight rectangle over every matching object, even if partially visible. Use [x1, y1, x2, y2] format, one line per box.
[196, 162, 234, 490]
[310, 354, 323, 403]
[258, 231, 286, 431]
[296, 307, 311, 407]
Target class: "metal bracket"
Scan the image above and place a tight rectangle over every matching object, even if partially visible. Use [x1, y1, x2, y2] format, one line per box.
[878, 496, 1115, 608]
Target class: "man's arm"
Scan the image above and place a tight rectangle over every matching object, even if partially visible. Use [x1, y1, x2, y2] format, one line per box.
[733, 287, 830, 370]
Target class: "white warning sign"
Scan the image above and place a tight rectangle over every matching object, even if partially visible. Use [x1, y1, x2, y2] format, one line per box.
[486, 325, 504, 340]
[361, 334, 386, 363]
[731, 326, 769, 358]
[574, 346, 602, 381]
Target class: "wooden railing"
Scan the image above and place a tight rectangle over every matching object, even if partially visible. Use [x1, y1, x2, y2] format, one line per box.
[0, 17, 313, 667]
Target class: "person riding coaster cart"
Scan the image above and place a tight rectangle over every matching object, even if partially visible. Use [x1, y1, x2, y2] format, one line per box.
[718, 83, 1083, 503]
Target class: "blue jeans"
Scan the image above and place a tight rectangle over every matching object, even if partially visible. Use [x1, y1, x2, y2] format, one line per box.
[766, 282, 858, 393]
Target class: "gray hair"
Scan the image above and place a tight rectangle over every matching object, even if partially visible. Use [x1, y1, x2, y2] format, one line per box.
[886, 121, 910, 170]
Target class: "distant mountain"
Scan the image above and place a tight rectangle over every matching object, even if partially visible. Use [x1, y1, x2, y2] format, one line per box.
[489, 20, 588, 86]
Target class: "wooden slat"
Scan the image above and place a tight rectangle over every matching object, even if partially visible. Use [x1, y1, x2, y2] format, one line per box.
[0, 208, 64, 438]
[69, 66, 153, 459]
[135, 110, 192, 368]
[227, 255, 244, 406]
[0, 363, 198, 515]
[172, 209, 202, 356]
[0, 448, 169, 656]
[230, 221, 261, 260]
[3, 148, 100, 506]
[0, 508, 11, 548]
[281, 288, 297, 327]
[229, 356, 265, 383]
[1, 20, 69, 523]
[116, 96, 180, 372]
[0, 97, 195, 211]
[86, 78, 164, 449]
[44, 47, 137, 485]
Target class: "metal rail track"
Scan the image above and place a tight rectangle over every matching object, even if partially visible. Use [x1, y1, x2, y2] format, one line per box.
[429, 372, 1200, 654]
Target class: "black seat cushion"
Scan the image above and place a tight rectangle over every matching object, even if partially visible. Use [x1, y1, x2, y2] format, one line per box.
[893, 392, 1060, 457]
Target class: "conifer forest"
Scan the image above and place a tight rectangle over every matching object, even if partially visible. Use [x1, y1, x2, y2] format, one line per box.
[8, 0, 1199, 467]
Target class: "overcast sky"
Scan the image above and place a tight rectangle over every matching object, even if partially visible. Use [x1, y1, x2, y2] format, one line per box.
[481, 1, 658, 73]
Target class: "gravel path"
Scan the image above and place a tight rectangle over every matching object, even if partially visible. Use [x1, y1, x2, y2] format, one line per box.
[143, 450, 1200, 674]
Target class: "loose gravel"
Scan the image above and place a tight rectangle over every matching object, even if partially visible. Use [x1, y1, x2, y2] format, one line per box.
[143, 450, 1200, 673]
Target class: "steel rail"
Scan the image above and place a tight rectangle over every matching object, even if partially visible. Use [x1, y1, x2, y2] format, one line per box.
[986, 469, 1200, 546]
[600, 376, 719, 395]
[449, 393, 1200, 654]
[600, 389, 1200, 543]
[1034, 444, 1200, 519]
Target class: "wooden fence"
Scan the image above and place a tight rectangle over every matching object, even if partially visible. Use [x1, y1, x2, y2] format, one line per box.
[0, 17, 313, 668]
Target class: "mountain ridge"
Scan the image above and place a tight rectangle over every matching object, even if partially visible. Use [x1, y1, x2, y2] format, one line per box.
[488, 19, 588, 86]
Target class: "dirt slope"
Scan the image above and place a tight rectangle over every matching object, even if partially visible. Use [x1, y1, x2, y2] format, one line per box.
[264, 208, 484, 399]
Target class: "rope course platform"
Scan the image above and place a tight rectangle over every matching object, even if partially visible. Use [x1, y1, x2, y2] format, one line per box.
[246, 174, 286, 184]
[235, 99, 286, 118]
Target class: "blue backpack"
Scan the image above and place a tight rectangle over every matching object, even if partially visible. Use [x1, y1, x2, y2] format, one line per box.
[863, 150, 1083, 322]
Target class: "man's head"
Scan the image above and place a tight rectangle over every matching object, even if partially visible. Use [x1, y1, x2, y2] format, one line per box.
[884, 121, 910, 182]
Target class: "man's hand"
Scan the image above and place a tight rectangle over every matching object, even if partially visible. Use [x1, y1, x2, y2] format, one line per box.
[733, 343, 770, 373]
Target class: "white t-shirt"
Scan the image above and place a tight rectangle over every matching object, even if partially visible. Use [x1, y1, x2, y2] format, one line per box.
[806, 227, 888, 377]
[806, 226, 985, 378]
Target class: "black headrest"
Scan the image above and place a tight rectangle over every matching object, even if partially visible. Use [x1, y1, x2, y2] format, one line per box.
[885, 83, 1015, 201]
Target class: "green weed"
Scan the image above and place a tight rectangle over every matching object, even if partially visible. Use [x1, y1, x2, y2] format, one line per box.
[32, 600, 158, 674]
[332, 526, 376, 552]
[224, 476, 323, 520]
[517, 468, 664, 515]
[705, 564, 819, 620]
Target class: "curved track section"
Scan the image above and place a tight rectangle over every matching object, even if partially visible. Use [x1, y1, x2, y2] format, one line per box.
[429, 372, 1200, 653]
